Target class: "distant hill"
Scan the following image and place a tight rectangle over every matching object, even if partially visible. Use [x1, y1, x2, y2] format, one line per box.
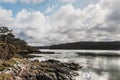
[37, 41, 120, 50]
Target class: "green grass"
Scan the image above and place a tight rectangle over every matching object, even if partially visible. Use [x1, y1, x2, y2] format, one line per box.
[0, 73, 11, 80]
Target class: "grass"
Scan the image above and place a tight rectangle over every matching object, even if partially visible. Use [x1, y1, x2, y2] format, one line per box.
[0, 66, 7, 71]
[0, 57, 28, 72]
[5, 57, 28, 66]
[0, 73, 11, 80]
[0, 57, 29, 79]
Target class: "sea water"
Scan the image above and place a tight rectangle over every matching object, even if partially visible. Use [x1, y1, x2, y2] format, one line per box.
[30, 49, 120, 80]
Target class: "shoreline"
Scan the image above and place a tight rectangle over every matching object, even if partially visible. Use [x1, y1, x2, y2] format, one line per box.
[0, 55, 82, 80]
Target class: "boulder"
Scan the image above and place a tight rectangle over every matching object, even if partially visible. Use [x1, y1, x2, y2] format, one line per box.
[0, 58, 82, 80]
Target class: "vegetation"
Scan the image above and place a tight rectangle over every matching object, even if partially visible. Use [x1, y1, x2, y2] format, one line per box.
[0, 27, 81, 80]
[47, 41, 120, 50]
[0, 73, 12, 80]
[0, 27, 38, 62]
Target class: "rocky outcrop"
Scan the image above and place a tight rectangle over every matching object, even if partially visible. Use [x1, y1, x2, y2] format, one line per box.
[0, 27, 82, 80]
[0, 58, 82, 80]
[0, 27, 39, 54]
[0, 27, 39, 62]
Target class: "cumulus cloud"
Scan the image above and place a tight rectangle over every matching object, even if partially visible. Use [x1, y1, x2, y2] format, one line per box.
[47, 4, 108, 43]
[96, 0, 120, 35]
[0, 0, 120, 46]
[45, 6, 55, 14]
[15, 9, 50, 45]
[0, 7, 15, 27]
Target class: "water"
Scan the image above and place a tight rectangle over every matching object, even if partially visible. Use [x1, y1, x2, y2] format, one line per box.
[30, 49, 120, 80]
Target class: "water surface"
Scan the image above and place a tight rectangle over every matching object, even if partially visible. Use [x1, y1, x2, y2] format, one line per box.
[30, 49, 120, 80]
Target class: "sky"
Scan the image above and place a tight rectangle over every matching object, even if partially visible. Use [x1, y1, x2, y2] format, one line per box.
[0, 0, 120, 46]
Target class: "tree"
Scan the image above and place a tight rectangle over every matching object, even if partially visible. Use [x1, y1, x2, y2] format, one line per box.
[0, 27, 16, 62]
[0, 27, 12, 42]
[0, 27, 39, 62]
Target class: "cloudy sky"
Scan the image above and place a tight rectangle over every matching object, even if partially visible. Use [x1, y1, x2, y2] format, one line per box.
[0, 0, 120, 46]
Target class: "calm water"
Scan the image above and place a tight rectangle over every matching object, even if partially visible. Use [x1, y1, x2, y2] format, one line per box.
[30, 49, 120, 80]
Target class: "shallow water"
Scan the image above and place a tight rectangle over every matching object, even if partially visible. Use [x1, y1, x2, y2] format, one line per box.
[30, 49, 120, 80]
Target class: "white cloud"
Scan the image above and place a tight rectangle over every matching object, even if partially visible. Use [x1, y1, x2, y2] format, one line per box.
[0, 0, 44, 4]
[59, 0, 76, 3]
[15, 9, 51, 45]
[0, 7, 15, 27]
[20, 0, 44, 4]
[47, 4, 108, 43]
[45, 6, 55, 14]
[0, 0, 16, 3]
[0, 0, 120, 46]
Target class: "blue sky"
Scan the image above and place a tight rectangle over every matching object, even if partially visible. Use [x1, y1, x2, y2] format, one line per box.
[0, 0, 119, 46]
[0, 0, 98, 16]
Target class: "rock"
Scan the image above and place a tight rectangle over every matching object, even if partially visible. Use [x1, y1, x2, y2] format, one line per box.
[0, 60, 3, 66]
[31, 59, 40, 69]
[29, 77, 37, 80]
[36, 75, 53, 80]
[0, 27, 82, 80]
[8, 76, 14, 80]
[19, 69, 28, 77]
[28, 70, 37, 77]
[46, 59, 60, 63]
[38, 59, 81, 80]
[14, 76, 22, 80]
[0, 58, 82, 80]
[16, 62, 26, 69]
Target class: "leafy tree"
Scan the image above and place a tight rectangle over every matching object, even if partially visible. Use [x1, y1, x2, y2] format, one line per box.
[0, 27, 12, 42]
[0, 27, 16, 62]
[0, 27, 39, 62]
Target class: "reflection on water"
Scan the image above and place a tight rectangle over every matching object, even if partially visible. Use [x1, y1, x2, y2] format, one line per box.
[30, 49, 120, 80]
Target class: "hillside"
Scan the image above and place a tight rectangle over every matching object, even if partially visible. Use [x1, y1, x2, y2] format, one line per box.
[0, 27, 40, 61]
[40, 41, 120, 50]
[0, 27, 81, 80]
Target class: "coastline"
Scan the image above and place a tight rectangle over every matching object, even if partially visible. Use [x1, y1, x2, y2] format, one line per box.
[0, 56, 82, 80]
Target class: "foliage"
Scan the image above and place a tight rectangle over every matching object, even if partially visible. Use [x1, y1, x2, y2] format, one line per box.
[0, 27, 39, 62]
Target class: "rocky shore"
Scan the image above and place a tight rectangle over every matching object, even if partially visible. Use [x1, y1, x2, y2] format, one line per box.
[0, 27, 82, 80]
[0, 57, 82, 80]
